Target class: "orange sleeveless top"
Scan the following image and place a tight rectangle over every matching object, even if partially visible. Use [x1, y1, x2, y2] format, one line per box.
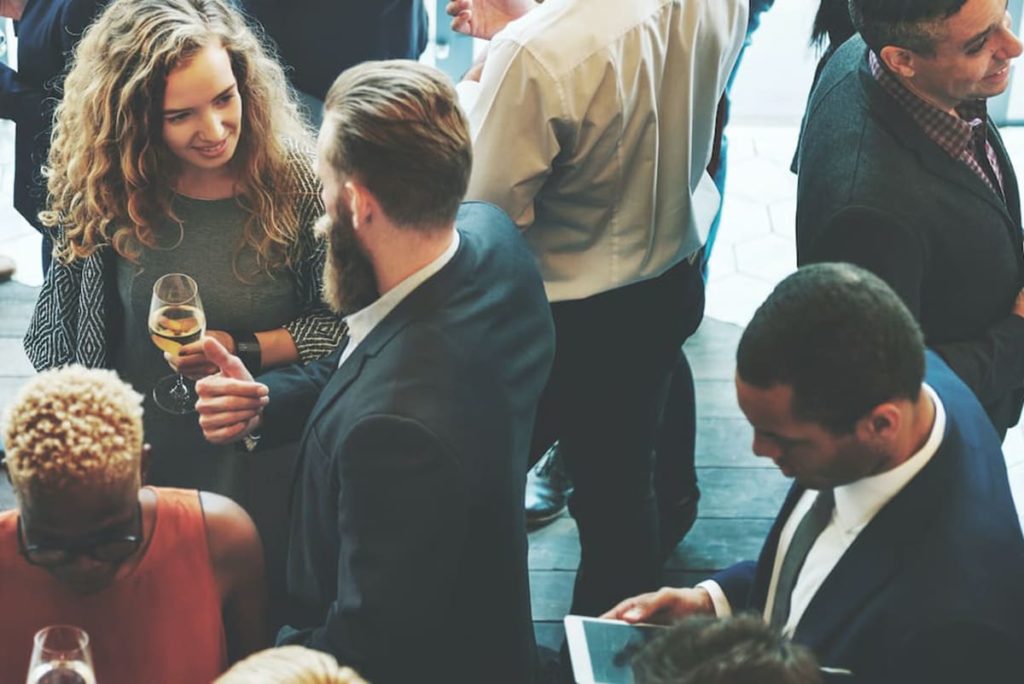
[0, 487, 227, 683]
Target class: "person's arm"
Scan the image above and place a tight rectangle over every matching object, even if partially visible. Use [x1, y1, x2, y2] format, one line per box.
[462, 36, 564, 231]
[807, 205, 1024, 409]
[277, 415, 467, 681]
[0, 0, 25, 19]
[195, 337, 340, 448]
[199, 491, 270, 662]
[170, 162, 343, 378]
[446, 0, 536, 40]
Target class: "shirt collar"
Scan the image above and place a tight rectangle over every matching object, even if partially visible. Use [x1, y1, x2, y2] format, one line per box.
[343, 230, 460, 349]
[868, 50, 988, 160]
[832, 383, 945, 534]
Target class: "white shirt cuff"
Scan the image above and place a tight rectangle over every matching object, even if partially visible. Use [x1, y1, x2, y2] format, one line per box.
[696, 580, 733, 618]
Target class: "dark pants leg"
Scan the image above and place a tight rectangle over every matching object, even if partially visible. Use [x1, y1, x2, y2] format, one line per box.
[530, 257, 705, 616]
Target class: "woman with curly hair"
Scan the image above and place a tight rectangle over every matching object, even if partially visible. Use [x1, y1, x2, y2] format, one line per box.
[22, 0, 344, 622]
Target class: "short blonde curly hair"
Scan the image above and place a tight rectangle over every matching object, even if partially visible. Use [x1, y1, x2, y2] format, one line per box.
[214, 646, 368, 684]
[1, 366, 143, 501]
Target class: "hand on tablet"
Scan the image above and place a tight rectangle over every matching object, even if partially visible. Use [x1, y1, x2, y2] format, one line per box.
[601, 587, 714, 625]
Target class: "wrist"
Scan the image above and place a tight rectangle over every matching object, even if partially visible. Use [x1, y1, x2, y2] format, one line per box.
[227, 330, 262, 375]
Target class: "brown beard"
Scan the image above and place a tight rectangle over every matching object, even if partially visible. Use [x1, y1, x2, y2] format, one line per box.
[316, 207, 379, 316]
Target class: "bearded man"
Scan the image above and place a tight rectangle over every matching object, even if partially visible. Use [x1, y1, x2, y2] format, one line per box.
[194, 60, 555, 684]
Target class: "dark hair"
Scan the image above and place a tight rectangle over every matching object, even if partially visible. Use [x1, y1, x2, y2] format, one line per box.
[736, 263, 925, 434]
[322, 60, 471, 229]
[633, 615, 822, 684]
[812, 0, 856, 50]
[849, 0, 968, 55]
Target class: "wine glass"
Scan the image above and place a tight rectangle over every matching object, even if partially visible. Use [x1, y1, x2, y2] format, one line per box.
[26, 625, 96, 684]
[149, 273, 206, 414]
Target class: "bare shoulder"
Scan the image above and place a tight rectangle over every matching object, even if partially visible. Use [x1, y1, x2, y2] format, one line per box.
[198, 491, 264, 573]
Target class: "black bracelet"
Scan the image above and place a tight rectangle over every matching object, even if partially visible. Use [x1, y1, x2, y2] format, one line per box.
[228, 330, 262, 375]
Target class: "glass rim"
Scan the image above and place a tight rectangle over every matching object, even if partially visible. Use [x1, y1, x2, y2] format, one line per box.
[152, 273, 199, 304]
[33, 624, 90, 655]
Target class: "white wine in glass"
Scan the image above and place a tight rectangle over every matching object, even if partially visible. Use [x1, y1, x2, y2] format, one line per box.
[149, 273, 206, 414]
[26, 625, 96, 684]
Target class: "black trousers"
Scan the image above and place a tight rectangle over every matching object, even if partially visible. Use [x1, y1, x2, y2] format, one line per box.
[530, 256, 705, 616]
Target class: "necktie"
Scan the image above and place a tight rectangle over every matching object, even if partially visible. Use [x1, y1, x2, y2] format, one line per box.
[769, 489, 835, 629]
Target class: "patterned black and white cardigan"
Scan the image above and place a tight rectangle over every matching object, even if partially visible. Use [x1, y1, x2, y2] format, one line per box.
[23, 154, 344, 370]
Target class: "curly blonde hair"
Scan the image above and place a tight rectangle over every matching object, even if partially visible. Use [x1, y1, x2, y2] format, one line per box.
[214, 646, 368, 684]
[1, 366, 143, 502]
[43, 0, 313, 275]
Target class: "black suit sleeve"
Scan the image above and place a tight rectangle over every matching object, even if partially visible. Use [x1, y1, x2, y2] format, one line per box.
[810, 205, 1024, 409]
[283, 414, 467, 682]
[258, 349, 341, 448]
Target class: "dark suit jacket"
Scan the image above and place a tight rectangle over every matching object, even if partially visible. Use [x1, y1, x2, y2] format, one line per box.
[0, 0, 109, 232]
[261, 203, 555, 684]
[237, 0, 427, 101]
[714, 352, 1024, 683]
[795, 36, 1024, 436]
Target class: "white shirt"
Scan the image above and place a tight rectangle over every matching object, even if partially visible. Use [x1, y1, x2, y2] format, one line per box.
[699, 384, 946, 636]
[337, 231, 460, 367]
[459, 0, 746, 302]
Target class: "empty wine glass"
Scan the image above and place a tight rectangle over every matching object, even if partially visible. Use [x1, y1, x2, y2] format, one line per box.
[26, 625, 96, 684]
[149, 273, 206, 414]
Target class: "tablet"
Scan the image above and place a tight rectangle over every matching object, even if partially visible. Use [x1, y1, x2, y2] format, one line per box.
[564, 615, 666, 684]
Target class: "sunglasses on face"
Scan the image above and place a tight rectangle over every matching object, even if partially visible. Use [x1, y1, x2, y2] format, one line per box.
[17, 502, 143, 567]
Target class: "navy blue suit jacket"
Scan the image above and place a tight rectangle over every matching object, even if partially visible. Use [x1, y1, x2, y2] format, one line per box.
[237, 0, 427, 101]
[715, 352, 1024, 683]
[0, 0, 109, 232]
[261, 203, 555, 684]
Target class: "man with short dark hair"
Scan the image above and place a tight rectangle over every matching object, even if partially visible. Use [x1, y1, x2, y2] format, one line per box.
[195, 60, 555, 684]
[607, 263, 1024, 683]
[633, 615, 822, 684]
[795, 0, 1024, 437]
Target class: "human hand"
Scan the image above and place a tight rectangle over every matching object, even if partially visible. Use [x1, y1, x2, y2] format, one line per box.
[600, 587, 715, 625]
[1013, 288, 1024, 319]
[195, 336, 268, 444]
[0, 1, 27, 20]
[445, 0, 535, 40]
[165, 330, 235, 380]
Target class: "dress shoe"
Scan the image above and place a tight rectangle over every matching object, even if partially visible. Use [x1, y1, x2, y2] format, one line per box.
[526, 443, 573, 529]
[0, 254, 14, 283]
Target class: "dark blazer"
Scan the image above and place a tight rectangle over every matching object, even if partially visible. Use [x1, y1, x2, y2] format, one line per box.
[714, 352, 1024, 683]
[261, 203, 555, 684]
[795, 36, 1024, 436]
[237, 0, 428, 101]
[0, 0, 109, 234]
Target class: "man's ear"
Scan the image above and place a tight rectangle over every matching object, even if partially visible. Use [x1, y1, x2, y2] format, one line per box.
[140, 443, 152, 485]
[855, 402, 902, 444]
[879, 45, 918, 79]
[0, 450, 10, 485]
[344, 180, 377, 229]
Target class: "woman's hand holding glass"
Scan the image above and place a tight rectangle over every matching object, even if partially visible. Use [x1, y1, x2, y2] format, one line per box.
[165, 329, 235, 380]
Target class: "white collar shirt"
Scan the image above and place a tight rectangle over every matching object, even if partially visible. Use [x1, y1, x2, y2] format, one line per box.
[458, 0, 746, 302]
[700, 384, 945, 635]
[337, 231, 460, 368]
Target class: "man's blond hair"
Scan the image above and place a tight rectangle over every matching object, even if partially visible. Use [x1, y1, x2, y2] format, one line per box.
[215, 646, 368, 684]
[322, 60, 471, 229]
[2, 366, 143, 500]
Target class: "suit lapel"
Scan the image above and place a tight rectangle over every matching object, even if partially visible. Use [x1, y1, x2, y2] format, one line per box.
[750, 484, 808, 611]
[792, 426, 954, 653]
[858, 60, 1021, 241]
[301, 231, 471, 431]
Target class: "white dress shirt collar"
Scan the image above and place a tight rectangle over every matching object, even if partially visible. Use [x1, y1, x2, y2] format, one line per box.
[832, 383, 945, 535]
[338, 230, 460, 367]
